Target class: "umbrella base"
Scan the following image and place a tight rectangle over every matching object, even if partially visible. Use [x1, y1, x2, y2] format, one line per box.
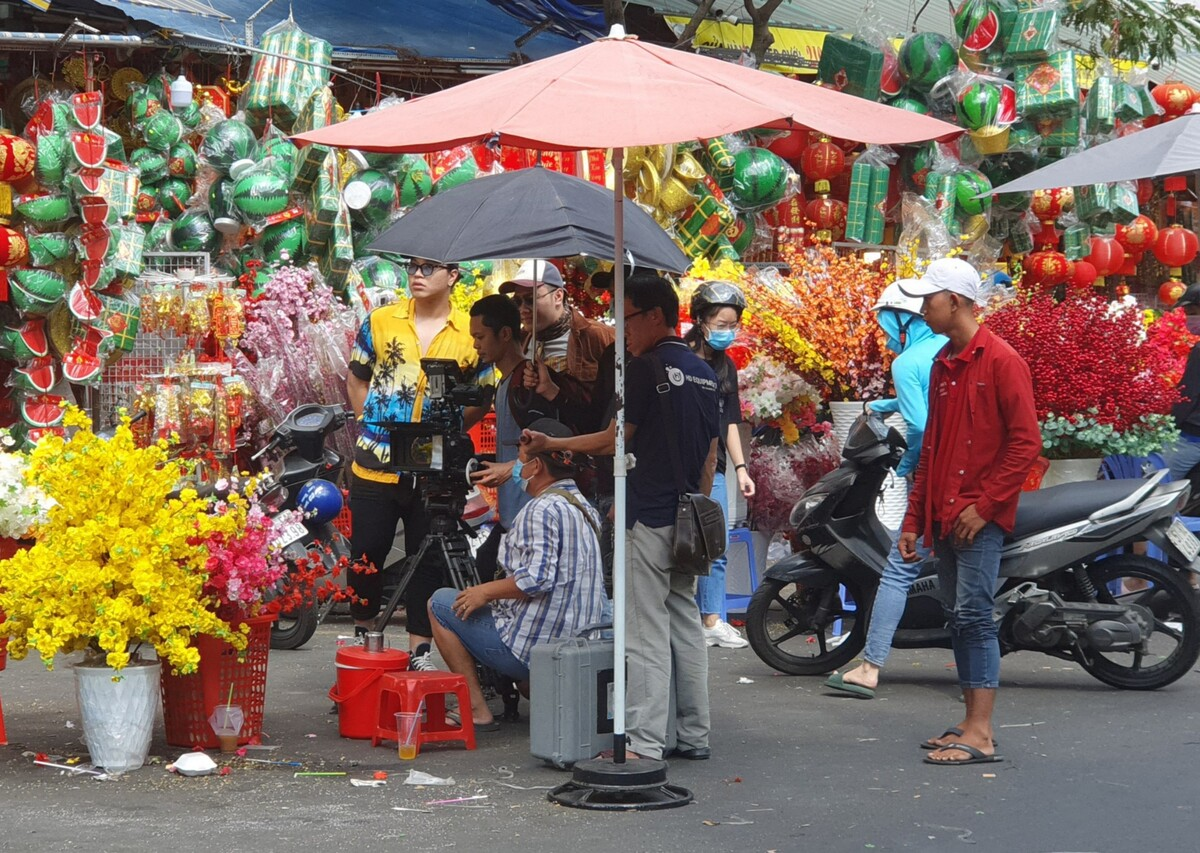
[548, 757, 694, 811]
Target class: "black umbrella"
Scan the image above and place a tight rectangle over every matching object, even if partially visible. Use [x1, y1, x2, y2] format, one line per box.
[987, 112, 1200, 194]
[370, 166, 690, 273]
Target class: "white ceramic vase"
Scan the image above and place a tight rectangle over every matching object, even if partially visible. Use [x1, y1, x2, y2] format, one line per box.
[75, 658, 160, 774]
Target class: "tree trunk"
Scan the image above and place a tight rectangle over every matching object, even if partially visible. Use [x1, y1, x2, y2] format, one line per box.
[673, 0, 718, 49]
[743, 0, 786, 66]
[603, 0, 625, 29]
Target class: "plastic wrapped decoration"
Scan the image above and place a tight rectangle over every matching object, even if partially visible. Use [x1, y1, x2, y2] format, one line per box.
[728, 147, 796, 212]
[200, 119, 260, 176]
[343, 168, 398, 231]
[844, 146, 896, 244]
[950, 72, 1018, 156]
[954, 0, 1009, 71]
[430, 146, 479, 195]
[898, 32, 957, 93]
[243, 18, 333, 132]
[230, 159, 293, 220]
[1002, 0, 1061, 62]
[816, 33, 884, 101]
[1015, 50, 1079, 118]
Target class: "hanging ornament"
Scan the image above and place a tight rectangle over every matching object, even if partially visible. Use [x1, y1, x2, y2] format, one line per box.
[0, 222, 29, 267]
[1136, 178, 1154, 207]
[1068, 260, 1097, 291]
[766, 129, 806, 161]
[1159, 279, 1187, 305]
[1030, 187, 1074, 223]
[0, 130, 36, 183]
[800, 137, 845, 194]
[1151, 81, 1196, 119]
[1153, 224, 1200, 275]
[1115, 214, 1159, 255]
[1085, 235, 1126, 285]
[1025, 250, 1072, 288]
[805, 196, 847, 242]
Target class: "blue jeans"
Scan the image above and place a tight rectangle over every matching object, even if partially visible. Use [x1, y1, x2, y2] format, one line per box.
[429, 587, 530, 681]
[1161, 436, 1200, 482]
[695, 471, 729, 619]
[863, 533, 932, 666]
[934, 524, 1005, 689]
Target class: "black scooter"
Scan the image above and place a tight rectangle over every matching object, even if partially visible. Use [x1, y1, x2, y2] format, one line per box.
[253, 404, 353, 650]
[746, 412, 1200, 690]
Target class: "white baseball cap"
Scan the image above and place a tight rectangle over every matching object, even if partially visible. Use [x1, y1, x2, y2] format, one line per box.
[898, 258, 983, 302]
[499, 259, 565, 293]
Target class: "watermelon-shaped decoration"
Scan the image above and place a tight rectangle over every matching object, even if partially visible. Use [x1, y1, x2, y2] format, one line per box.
[25, 99, 72, 141]
[207, 178, 241, 235]
[126, 90, 160, 129]
[177, 100, 202, 129]
[27, 232, 72, 268]
[129, 147, 170, 183]
[900, 142, 937, 193]
[0, 320, 50, 360]
[954, 0, 1001, 51]
[69, 131, 107, 169]
[104, 127, 127, 163]
[979, 152, 1035, 212]
[898, 33, 957, 92]
[259, 218, 306, 263]
[346, 169, 398, 229]
[728, 148, 791, 211]
[77, 224, 115, 261]
[880, 49, 904, 98]
[957, 81, 1004, 130]
[158, 177, 192, 218]
[9, 424, 66, 449]
[70, 91, 104, 130]
[13, 355, 58, 393]
[432, 158, 478, 195]
[726, 214, 757, 256]
[9, 282, 58, 316]
[16, 191, 72, 225]
[136, 186, 161, 217]
[955, 169, 993, 217]
[397, 159, 433, 207]
[145, 215, 173, 251]
[200, 120, 258, 174]
[12, 267, 67, 300]
[359, 255, 407, 293]
[887, 95, 930, 114]
[19, 392, 67, 428]
[79, 258, 116, 290]
[63, 344, 103, 383]
[169, 208, 220, 253]
[262, 137, 297, 172]
[167, 142, 197, 178]
[364, 152, 407, 172]
[34, 132, 70, 187]
[142, 109, 183, 152]
[68, 281, 103, 322]
[232, 170, 290, 218]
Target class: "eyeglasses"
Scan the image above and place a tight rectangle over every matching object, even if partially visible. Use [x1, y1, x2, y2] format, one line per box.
[624, 309, 649, 323]
[510, 289, 554, 308]
[406, 261, 450, 276]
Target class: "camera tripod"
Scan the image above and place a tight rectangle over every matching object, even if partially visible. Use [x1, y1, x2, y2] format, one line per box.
[374, 486, 521, 722]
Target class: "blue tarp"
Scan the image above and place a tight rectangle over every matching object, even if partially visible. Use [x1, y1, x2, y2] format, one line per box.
[83, 0, 595, 62]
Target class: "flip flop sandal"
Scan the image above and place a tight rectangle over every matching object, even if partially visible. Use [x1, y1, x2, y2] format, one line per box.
[920, 728, 999, 750]
[473, 719, 502, 732]
[822, 672, 876, 699]
[922, 743, 1004, 766]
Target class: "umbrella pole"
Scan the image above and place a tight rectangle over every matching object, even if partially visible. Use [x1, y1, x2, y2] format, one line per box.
[550, 147, 693, 811]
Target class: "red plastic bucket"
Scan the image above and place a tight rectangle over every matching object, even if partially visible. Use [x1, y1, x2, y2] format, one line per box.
[328, 645, 410, 739]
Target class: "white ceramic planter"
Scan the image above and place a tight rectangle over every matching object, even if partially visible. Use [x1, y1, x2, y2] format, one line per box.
[1041, 457, 1103, 489]
[75, 658, 160, 774]
[829, 400, 908, 530]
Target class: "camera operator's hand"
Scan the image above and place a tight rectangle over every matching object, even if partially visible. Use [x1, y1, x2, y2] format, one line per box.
[471, 459, 514, 488]
[453, 585, 489, 619]
[520, 429, 552, 455]
[523, 358, 559, 401]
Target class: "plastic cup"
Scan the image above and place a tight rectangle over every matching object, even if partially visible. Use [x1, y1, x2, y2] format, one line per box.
[395, 711, 420, 760]
[217, 733, 240, 753]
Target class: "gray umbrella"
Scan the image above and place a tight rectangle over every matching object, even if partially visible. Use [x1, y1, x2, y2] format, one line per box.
[988, 112, 1200, 194]
[370, 166, 690, 273]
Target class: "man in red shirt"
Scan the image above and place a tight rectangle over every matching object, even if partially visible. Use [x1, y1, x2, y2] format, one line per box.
[898, 258, 1041, 767]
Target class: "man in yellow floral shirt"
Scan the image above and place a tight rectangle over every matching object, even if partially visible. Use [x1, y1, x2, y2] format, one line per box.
[347, 259, 481, 670]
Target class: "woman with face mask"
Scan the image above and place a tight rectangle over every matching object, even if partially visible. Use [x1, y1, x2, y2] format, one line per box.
[683, 280, 755, 650]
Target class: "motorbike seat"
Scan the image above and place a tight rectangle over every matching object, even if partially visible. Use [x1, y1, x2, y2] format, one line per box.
[1008, 479, 1149, 541]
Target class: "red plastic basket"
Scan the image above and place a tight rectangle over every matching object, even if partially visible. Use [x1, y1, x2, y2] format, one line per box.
[468, 413, 497, 455]
[160, 615, 275, 748]
[333, 503, 352, 538]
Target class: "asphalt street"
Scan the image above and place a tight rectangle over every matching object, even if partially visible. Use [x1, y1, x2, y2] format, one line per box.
[1, 618, 1197, 853]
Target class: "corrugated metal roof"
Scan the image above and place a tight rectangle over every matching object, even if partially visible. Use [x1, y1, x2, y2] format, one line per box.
[633, 0, 1200, 86]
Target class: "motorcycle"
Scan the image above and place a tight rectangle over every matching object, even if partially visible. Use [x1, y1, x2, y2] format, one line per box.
[746, 412, 1200, 690]
[253, 403, 353, 650]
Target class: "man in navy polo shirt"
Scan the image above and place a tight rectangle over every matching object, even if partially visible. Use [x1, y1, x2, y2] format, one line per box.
[522, 273, 720, 761]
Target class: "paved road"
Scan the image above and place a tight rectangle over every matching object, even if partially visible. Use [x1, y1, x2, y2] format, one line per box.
[2, 620, 1196, 852]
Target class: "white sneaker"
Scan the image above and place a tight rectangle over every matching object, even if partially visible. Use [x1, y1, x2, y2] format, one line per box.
[409, 646, 439, 671]
[703, 619, 749, 649]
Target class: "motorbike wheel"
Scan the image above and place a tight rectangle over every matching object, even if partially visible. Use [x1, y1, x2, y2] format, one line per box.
[270, 604, 319, 650]
[746, 576, 871, 676]
[1075, 554, 1200, 690]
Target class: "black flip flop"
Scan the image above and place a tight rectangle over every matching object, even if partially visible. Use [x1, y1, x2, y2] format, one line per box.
[922, 743, 1003, 766]
[920, 728, 998, 750]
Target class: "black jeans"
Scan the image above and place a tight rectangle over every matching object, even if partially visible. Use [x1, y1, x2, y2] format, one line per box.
[347, 471, 439, 637]
[473, 522, 507, 582]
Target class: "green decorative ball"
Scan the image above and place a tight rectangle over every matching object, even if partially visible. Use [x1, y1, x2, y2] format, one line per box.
[169, 208, 219, 253]
[887, 95, 930, 115]
[129, 146, 169, 183]
[397, 159, 433, 207]
[142, 109, 183, 152]
[432, 158, 478, 195]
[346, 169, 398, 229]
[729, 148, 790, 211]
[956, 81, 1003, 130]
[200, 120, 259, 174]
[259, 218, 307, 264]
[167, 142, 198, 178]
[157, 177, 193, 218]
[898, 33, 957, 92]
[231, 171, 291, 218]
[955, 169, 993, 217]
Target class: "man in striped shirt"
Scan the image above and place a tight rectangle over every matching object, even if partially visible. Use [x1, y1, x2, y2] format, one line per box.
[428, 418, 608, 729]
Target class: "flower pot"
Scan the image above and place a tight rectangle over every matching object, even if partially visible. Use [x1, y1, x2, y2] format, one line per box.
[1040, 457, 1103, 489]
[75, 658, 160, 773]
[829, 400, 909, 529]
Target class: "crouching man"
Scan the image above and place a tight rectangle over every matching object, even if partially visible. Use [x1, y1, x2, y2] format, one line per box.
[428, 418, 608, 730]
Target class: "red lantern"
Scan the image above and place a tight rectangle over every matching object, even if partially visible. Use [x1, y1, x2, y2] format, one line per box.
[1151, 81, 1196, 119]
[1030, 187, 1074, 223]
[1136, 178, 1155, 207]
[1025, 250, 1072, 287]
[805, 196, 847, 241]
[1115, 214, 1159, 254]
[1159, 280, 1187, 305]
[1120, 250, 1144, 277]
[1068, 260, 1097, 291]
[0, 224, 28, 267]
[1153, 224, 1200, 273]
[1114, 283, 1131, 298]
[800, 137, 845, 193]
[0, 132, 35, 183]
[1085, 235, 1126, 279]
[766, 130, 806, 161]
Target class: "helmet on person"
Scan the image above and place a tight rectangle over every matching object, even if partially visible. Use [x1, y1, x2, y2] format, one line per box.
[872, 280, 925, 316]
[1177, 283, 1200, 309]
[690, 280, 747, 323]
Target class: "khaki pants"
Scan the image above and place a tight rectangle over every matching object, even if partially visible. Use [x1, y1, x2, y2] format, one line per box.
[625, 522, 710, 759]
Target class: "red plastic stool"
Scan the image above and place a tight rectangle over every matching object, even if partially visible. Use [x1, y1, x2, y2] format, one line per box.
[372, 671, 476, 751]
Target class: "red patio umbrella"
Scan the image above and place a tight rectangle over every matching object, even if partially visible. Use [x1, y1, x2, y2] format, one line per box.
[293, 30, 959, 795]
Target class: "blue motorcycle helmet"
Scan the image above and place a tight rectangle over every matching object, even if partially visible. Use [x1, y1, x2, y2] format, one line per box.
[296, 479, 344, 524]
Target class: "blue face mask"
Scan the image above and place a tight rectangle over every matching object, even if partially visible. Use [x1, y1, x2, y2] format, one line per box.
[512, 459, 533, 493]
[705, 328, 736, 351]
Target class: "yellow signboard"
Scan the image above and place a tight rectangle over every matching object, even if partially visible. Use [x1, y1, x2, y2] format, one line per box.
[664, 16, 828, 75]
